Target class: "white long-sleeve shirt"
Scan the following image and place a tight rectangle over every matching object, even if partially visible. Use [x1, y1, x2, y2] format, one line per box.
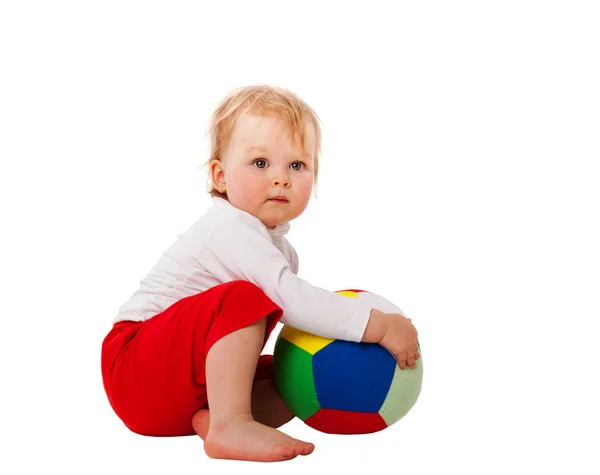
[113, 196, 377, 342]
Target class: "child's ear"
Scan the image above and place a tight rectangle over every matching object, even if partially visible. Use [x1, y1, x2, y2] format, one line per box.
[209, 159, 227, 192]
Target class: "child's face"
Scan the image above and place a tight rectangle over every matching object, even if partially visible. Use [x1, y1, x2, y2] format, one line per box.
[212, 114, 315, 229]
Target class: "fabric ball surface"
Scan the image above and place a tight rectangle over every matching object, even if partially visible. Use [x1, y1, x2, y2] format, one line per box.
[273, 289, 423, 435]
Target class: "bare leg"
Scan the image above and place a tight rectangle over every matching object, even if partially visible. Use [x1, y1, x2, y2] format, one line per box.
[193, 379, 295, 439]
[198, 317, 314, 462]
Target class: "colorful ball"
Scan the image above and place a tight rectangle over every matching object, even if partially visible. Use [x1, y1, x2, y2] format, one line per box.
[273, 289, 423, 435]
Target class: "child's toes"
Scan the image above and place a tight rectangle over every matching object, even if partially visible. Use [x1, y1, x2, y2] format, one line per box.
[300, 442, 315, 456]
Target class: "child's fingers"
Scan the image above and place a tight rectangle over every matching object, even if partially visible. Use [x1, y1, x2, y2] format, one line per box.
[394, 351, 408, 369]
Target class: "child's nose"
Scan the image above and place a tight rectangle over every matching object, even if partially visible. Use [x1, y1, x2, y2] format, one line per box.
[272, 174, 291, 187]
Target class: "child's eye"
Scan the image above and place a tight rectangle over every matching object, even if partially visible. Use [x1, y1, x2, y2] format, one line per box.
[252, 159, 307, 171]
[291, 161, 306, 171]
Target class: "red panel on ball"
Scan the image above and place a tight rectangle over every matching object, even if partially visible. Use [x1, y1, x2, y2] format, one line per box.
[304, 408, 388, 434]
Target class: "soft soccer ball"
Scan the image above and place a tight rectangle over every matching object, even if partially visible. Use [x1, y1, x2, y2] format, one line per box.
[273, 289, 423, 435]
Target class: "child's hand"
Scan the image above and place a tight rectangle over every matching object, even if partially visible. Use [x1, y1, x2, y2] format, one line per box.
[378, 313, 420, 370]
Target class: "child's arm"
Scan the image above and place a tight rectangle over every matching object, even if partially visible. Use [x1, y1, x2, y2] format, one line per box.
[362, 309, 388, 343]
[199, 215, 375, 343]
[284, 240, 299, 275]
[363, 309, 420, 369]
[286, 245, 419, 368]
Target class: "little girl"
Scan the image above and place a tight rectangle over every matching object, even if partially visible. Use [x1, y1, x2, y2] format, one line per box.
[101, 85, 420, 463]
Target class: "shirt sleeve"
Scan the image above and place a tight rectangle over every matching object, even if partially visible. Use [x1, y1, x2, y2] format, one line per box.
[286, 239, 299, 275]
[198, 215, 374, 342]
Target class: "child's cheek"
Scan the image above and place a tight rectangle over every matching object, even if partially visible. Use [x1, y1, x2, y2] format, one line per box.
[241, 179, 264, 204]
[297, 176, 314, 200]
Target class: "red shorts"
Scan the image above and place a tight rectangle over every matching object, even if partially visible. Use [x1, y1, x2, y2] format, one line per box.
[101, 280, 283, 437]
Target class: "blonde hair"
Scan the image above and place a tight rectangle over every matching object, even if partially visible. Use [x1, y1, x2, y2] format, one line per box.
[202, 85, 322, 200]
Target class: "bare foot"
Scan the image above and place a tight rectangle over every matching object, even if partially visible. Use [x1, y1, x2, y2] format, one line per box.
[193, 380, 294, 439]
[199, 414, 314, 462]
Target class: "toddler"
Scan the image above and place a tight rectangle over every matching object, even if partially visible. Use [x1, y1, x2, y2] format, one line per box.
[101, 85, 420, 463]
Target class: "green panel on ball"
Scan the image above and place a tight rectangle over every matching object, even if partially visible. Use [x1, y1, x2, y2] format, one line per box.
[379, 351, 423, 426]
[273, 336, 320, 421]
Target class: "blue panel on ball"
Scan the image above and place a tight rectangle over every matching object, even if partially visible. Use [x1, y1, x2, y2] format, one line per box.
[312, 340, 396, 412]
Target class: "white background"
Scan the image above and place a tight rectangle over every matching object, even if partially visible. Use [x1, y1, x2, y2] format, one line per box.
[1, 1, 599, 473]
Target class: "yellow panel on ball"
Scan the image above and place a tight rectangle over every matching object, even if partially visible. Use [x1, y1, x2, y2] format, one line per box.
[279, 325, 334, 355]
[336, 291, 359, 298]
